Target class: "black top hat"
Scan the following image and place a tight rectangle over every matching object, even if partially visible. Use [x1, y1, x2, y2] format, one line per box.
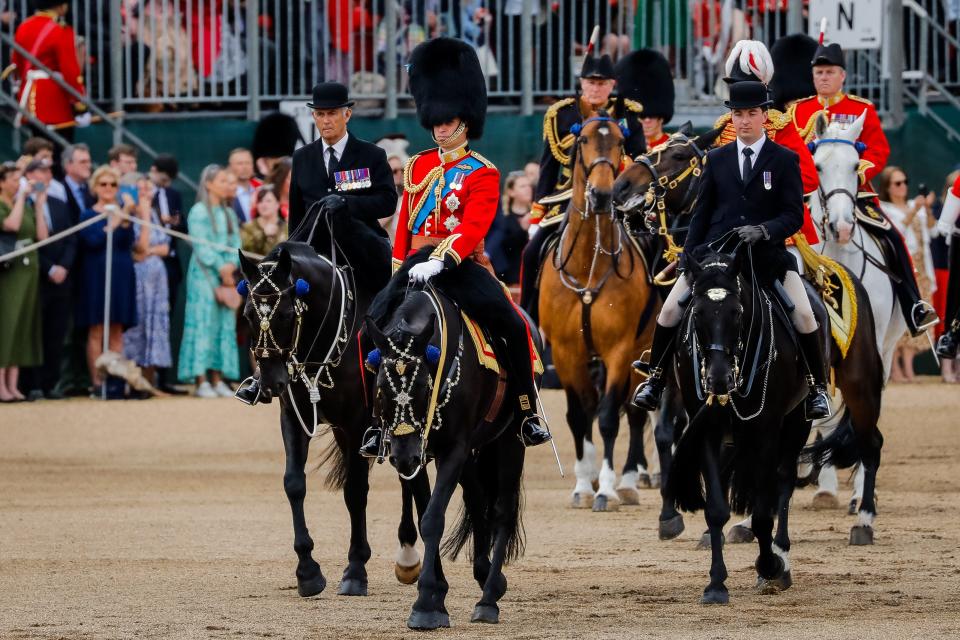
[615, 49, 675, 122]
[408, 38, 487, 139]
[812, 42, 845, 68]
[580, 54, 616, 80]
[770, 34, 818, 109]
[724, 81, 773, 109]
[306, 82, 355, 110]
[723, 64, 763, 85]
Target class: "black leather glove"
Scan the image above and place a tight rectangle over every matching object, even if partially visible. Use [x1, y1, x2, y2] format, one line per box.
[735, 224, 766, 245]
[320, 194, 347, 214]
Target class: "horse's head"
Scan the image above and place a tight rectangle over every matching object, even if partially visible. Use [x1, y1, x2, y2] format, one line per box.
[809, 111, 867, 244]
[612, 122, 722, 231]
[239, 246, 311, 400]
[572, 110, 625, 214]
[364, 298, 439, 480]
[686, 250, 744, 402]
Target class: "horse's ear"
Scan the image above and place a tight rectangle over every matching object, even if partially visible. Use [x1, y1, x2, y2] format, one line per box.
[238, 250, 259, 280]
[276, 247, 292, 279]
[678, 121, 694, 136]
[724, 249, 745, 278]
[849, 111, 867, 140]
[685, 251, 703, 279]
[412, 315, 437, 354]
[814, 112, 829, 139]
[364, 316, 387, 352]
[696, 125, 724, 149]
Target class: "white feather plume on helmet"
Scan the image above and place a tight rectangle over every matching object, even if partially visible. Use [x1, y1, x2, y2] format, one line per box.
[724, 40, 774, 84]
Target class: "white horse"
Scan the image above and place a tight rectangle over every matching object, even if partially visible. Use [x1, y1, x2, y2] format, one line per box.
[806, 111, 905, 511]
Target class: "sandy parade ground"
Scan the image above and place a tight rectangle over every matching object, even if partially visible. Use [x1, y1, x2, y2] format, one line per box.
[1, 381, 959, 639]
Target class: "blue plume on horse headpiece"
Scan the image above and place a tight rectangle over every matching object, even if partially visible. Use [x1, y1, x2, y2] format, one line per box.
[236, 279, 249, 296]
[570, 122, 583, 136]
[426, 345, 441, 364]
[807, 141, 817, 154]
[854, 141, 867, 154]
[295, 278, 310, 297]
[366, 348, 381, 368]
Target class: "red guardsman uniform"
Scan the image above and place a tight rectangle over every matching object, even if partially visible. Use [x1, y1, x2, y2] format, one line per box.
[392, 144, 500, 271]
[12, 10, 87, 126]
[792, 92, 890, 186]
[714, 106, 820, 244]
[646, 132, 670, 149]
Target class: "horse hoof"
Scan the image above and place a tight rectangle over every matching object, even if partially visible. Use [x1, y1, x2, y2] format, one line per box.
[297, 574, 327, 598]
[616, 486, 641, 505]
[848, 499, 859, 515]
[651, 473, 661, 489]
[395, 561, 421, 585]
[756, 570, 793, 594]
[592, 494, 620, 512]
[470, 604, 500, 624]
[570, 491, 594, 509]
[726, 525, 755, 544]
[658, 514, 685, 540]
[407, 609, 451, 630]
[849, 525, 874, 546]
[700, 588, 729, 605]
[637, 472, 653, 489]
[811, 491, 840, 510]
[695, 530, 719, 550]
[337, 578, 367, 596]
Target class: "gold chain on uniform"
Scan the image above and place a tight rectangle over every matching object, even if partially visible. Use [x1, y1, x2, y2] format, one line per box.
[403, 156, 445, 231]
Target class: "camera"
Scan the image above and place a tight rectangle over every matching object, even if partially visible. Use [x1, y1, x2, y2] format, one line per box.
[32, 181, 46, 194]
[918, 183, 929, 197]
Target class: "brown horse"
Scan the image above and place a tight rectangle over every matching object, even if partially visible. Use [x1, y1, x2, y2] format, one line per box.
[538, 113, 660, 511]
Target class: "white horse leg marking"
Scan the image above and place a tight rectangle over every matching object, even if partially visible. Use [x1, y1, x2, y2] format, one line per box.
[772, 542, 791, 572]
[583, 439, 599, 483]
[817, 464, 839, 496]
[596, 458, 619, 500]
[572, 455, 595, 501]
[396, 543, 420, 569]
[852, 463, 865, 502]
[733, 515, 752, 530]
[857, 510, 876, 528]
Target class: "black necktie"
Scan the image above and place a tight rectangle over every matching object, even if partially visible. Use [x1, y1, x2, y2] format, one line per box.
[79, 182, 90, 205]
[327, 147, 339, 179]
[741, 147, 754, 182]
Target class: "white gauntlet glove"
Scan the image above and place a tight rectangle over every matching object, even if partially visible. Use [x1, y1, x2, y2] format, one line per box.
[408, 258, 444, 283]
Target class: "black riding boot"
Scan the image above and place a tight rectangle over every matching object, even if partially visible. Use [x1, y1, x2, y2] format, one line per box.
[883, 226, 939, 335]
[359, 425, 384, 459]
[797, 331, 832, 420]
[936, 318, 960, 359]
[235, 374, 269, 405]
[518, 226, 553, 325]
[631, 323, 679, 411]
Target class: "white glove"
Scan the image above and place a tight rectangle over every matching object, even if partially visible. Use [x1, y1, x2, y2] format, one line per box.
[408, 258, 444, 283]
[937, 191, 960, 240]
[528, 223, 540, 239]
[75, 112, 93, 128]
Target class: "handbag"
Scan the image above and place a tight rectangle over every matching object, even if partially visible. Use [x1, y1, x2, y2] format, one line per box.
[198, 261, 243, 310]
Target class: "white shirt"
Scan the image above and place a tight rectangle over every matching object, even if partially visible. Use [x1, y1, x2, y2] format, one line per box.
[322, 132, 350, 173]
[235, 182, 256, 222]
[735, 135, 766, 180]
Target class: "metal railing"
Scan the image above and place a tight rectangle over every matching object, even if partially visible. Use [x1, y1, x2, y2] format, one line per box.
[0, 0, 955, 125]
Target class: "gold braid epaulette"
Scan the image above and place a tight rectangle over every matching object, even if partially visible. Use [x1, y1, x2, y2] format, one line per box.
[468, 150, 496, 169]
[766, 107, 791, 131]
[847, 94, 873, 106]
[402, 152, 444, 232]
[544, 97, 576, 165]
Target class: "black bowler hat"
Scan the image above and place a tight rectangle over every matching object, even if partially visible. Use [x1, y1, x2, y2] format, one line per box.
[724, 81, 773, 109]
[306, 82, 355, 110]
[812, 42, 845, 69]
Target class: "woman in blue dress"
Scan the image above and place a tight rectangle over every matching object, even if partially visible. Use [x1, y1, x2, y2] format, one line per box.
[177, 164, 241, 397]
[123, 174, 172, 384]
[76, 166, 138, 389]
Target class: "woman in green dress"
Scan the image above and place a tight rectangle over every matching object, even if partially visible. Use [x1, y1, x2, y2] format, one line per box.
[0, 161, 49, 402]
[177, 164, 242, 397]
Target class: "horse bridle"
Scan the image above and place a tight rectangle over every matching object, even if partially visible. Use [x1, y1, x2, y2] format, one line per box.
[809, 137, 864, 241]
[247, 261, 307, 364]
[634, 132, 708, 231]
[570, 115, 627, 220]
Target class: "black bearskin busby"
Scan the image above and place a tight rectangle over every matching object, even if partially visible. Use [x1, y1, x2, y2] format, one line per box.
[408, 37, 487, 139]
[251, 112, 303, 161]
[770, 34, 819, 110]
[615, 49, 675, 123]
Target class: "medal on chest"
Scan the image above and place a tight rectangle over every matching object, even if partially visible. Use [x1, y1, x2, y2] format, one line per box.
[763, 171, 772, 191]
[444, 192, 460, 212]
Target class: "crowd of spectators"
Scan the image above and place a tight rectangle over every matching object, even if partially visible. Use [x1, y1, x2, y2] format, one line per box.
[0, 134, 297, 401]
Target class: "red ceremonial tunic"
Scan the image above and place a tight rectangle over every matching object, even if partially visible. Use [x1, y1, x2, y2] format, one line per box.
[792, 93, 890, 186]
[714, 107, 820, 244]
[13, 12, 86, 126]
[646, 133, 670, 149]
[393, 146, 500, 270]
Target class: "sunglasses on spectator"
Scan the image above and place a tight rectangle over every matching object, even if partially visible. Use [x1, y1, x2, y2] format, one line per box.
[98, 181, 119, 187]
[892, 179, 908, 187]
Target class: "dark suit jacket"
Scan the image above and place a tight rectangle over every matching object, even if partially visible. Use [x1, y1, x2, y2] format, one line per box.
[288, 132, 397, 240]
[37, 196, 78, 295]
[153, 186, 184, 226]
[684, 136, 803, 277]
[63, 177, 93, 225]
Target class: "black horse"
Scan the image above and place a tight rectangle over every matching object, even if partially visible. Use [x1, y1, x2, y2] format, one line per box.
[668, 248, 822, 603]
[365, 284, 532, 629]
[614, 126, 887, 549]
[238, 241, 430, 598]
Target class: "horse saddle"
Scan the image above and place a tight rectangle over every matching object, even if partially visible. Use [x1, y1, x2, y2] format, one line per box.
[792, 233, 859, 358]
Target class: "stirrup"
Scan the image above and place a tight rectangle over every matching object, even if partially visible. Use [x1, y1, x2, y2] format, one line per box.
[911, 301, 939, 332]
[359, 427, 386, 461]
[234, 375, 261, 406]
[632, 349, 652, 376]
[519, 412, 552, 446]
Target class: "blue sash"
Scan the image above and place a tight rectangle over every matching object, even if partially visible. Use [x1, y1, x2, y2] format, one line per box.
[411, 156, 485, 234]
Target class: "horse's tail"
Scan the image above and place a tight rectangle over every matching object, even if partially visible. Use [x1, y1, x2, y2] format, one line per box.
[666, 403, 724, 513]
[800, 410, 860, 469]
[311, 437, 351, 491]
[441, 500, 475, 561]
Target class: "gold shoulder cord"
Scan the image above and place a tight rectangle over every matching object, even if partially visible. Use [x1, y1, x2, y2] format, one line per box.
[544, 98, 576, 165]
[403, 153, 444, 231]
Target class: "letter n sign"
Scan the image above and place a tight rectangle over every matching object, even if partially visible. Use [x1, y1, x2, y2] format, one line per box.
[808, 0, 883, 50]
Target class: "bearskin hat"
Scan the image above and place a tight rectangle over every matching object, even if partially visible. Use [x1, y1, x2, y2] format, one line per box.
[408, 38, 487, 139]
[770, 34, 819, 110]
[251, 112, 303, 161]
[615, 49, 675, 123]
